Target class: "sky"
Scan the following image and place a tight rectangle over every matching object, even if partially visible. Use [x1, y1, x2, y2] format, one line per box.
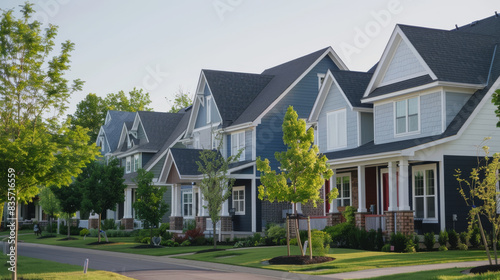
[1, 0, 499, 115]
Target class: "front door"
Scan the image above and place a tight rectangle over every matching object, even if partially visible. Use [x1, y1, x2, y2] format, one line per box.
[381, 169, 398, 213]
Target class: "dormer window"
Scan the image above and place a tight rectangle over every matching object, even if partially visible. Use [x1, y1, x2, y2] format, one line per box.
[395, 97, 419, 135]
[126, 156, 131, 173]
[231, 132, 245, 161]
[134, 154, 140, 171]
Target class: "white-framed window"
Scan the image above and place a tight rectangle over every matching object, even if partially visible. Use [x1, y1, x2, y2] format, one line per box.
[206, 96, 212, 124]
[335, 174, 351, 207]
[232, 186, 245, 215]
[395, 97, 419, 135]
[133, 154, 140, 171]
[317, 73, 326, 89]
[231, 131, 245, 161]
[182, 190, 193, 217]
[126, 156, 131, 173]
[413, 164, 437, 221]
[327, 109, 347, 150]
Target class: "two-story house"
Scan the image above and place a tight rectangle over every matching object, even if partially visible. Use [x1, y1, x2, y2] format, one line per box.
[311, 14, 500, 235]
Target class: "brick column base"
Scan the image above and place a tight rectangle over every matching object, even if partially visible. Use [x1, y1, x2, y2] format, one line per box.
[385, 211, 414, 237]
[220, 216, 232, 232]
[169, 216, 183, 231]
[89, 218, 99, 229]
[195, 216, 207, 231]
[355, 212, 369, 230]
[326, 213, 343, 227]
[121, 218, 134, 230]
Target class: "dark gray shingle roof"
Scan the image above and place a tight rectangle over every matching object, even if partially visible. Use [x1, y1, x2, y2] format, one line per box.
[331, 70, 373, 108]
[102, 111, 135, 153]
[170, 148, 205, 176]
[454, 14, 500, 37]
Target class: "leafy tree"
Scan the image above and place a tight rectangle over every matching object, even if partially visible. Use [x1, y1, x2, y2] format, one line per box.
[38, 187, 60, 236]
[51, 184, 82, 239]
[76, 158, 126, 243]
[70, 93, 107, 143]
[196, 134, 242, 249]
[256, 106, 335, 256]
[493, 89, 500, 127]
[133, 169, 169, 246]
[104, 87, 152, 112]
[456, 141, 500, 265]
[168, 87, 192, 113]
[0, 4, 98, 277]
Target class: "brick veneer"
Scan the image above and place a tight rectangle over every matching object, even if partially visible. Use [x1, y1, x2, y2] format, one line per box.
[355, 212, 369, 230]
[169, 216, 183, 231]
[326, 213, 343, 227]
[195, 216, 207, 231]
[121, 218, 134, 230]
[384, 211, 414, 236]
[89, 218, 99, 229]
[220, 216, 232, 232]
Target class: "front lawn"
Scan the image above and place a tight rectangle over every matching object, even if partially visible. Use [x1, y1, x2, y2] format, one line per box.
[361, 267, 500, 280]
[176, 246, 490, 275]
[19, 233, 232, 256]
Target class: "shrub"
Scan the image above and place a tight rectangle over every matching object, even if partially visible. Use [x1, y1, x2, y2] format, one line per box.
[79, 228, 90, 237]
[141, 237, 151, 244]
[185, 227, 204, 241]
[390, 232, 409, 253]
[381, 244, 391, 252]
[438, 245, 448, 251]
[233, 241, 244, 248]
[101, 219, 117, 230]
[469, 227, 481, 248]
[325, 223, 355, 248]
[60, 226, 83, 236]
[183, 219, 196, 231]
[161, 239, 175, 247]
[105, 230, 132, 237]
[404, 239, 416, 253]
[376, 228, 385, 251]
[458, 243, 468, 250]
[413, 234, 420, 252]
[289, 238, 297, 245]
[424, 232, 435, 251]
[266, 224, 286, 245]
[343, 206, 356, 224]
[448, 229, 458, 249]
[311, 230, 331, 256]
[459, 231, 470, 246]
[438, 230, 449, 248]
[180, 240, 191, 246]
[159, 223, 170, 235]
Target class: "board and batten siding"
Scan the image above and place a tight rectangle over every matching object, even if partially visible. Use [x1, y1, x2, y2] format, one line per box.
[440, 97, 500, 156]
[256, 56, 340, 170]
[317, 82, 358, 153]
[374, 92, 442, 144]
[194, 83, 221, 129]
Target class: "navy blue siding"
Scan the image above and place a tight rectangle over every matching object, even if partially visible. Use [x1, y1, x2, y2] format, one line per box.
[141, 153, 155, 168]
[229, 179, 252, 232]
[256, 56, 339, 170]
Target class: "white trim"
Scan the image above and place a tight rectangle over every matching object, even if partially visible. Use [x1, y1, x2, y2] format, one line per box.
[206, 96, 212, 124]
[192, 122, 222, 133]
[254, 47, 348, 126]
[252, 128, 256, 161]
[393, 96, 420, 137]
[231, 131, 246, 161]
[221, 122, 253, 133]
[126, 156, 131, 174]
[251, 176, 256, 232]
[232, 186, 245, 215]
[335, 173, 352, 207]
[439, 158, 446, 231]
[317, 73, 326, 90]
[133, 154, 140, 172]
[228, 161, 255, 174]
[412, 163, 438, 222]
[353, 107, 373, 113]
[357, 111, 361, 147]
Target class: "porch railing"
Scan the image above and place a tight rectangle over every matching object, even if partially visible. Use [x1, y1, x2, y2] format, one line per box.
[365, 215, 386, 231]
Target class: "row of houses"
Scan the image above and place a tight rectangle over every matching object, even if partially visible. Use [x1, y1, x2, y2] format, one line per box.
[96, 14, 500, 236]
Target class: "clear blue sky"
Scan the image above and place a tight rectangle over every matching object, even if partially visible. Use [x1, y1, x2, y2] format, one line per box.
[1, 0, 499, 114]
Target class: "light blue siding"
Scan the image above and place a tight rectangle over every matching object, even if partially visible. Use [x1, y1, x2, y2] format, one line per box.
[317, 83, 358, 153]
[257, 56, 340, 170]
[446, 92, 470, 126]
[360, 112, 374, 145]
[374, 92, 442, 144]
[195, 84, 221, 129]
[245, 130, 252, 160]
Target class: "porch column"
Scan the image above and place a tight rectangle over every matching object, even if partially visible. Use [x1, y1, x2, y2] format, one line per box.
[398, 158, 410, 211]
[123, 187, 132, 218]
[388, 161, 398, 211]
[175, 185, 182, 217]
[330, 171, 339, 213]
[221, 189, 229, 216]
[357, 166, 367, 213]
[251, 178, 256, 232]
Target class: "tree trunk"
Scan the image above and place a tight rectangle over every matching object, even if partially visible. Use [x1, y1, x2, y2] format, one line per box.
[286, 215, 290, 256]
[67, 218, 71, 239]
[494, 225, 498, 265]
[0, 203, 4, 230]
[98, 213, 101, 243]
[478, 213, 492, 265]
[150, 225, 153, 247]
[293, 203, 304, 256]
[213, 221, 217, 249]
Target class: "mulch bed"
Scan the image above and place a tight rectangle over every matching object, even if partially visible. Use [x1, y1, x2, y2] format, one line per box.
[57, 237, 79, 241]
[196, 248, 226, 254]
[132, 244, 164, 249]
[470, 265, 500, 274]
[86, 241, 116, 245]
[268, 255, 335, 265]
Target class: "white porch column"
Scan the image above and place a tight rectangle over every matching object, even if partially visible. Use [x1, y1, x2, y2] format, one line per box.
[330, 172, 339, 213]
[123, 187, 133, 218]
[251, 178, 256, 232]
[200, 192, 207, 216]
[398, 158, 410, 211]
[175, 185, 182, 217]
[357, 165, 367, 213]
[388, 161, 398, 211]
[222, 189, 229, 216]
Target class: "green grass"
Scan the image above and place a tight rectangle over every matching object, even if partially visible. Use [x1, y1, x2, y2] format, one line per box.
[360, 267, 500, 280]
[177, 246, 490, 275]
[19, 233, 232, 256]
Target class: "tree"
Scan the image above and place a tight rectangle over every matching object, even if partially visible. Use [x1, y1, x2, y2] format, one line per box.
[256, 106, 334, 256]
[168, 87, 192, 113]
[70, 93, 107, 143]
[76, 158, 126, 243]
[196, 135, 241, 249]
[104, 87, 152, 112]
[493, 89, 500, 127]
[133, 169, 169, 246]
[0, 4, 98, 277]
[38, 187, 60, 236]
[456, 140, 500, 265]
[51, 184, 82, 239]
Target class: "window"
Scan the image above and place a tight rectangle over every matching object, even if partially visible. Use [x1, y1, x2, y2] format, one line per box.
[335, 174, 351, 207]
[232, 186, 245, 215]
[327, 109, 347, 150]
[395, 97, 419, 134]
[317, 73, 326, 89]
[182, 190, 193, 217]
[231, 132, 245, 161]
[413, 164, 437, 220]
[126, 156, 131, 173]
[206, 96, 212, 124]
[133, 154, 139, 171]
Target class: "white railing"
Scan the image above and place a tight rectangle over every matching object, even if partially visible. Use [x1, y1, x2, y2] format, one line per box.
[365, 215, 386, 232]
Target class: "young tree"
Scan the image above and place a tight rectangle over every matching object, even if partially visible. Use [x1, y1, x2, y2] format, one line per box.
[168, 87, 192, 113]
[38, 187, 61, 236]
[257, 106, 335, 256]
[104, 88, 152, 112]
[133, 169, 169, 246]
[51, 184, 82, 239]
[69, 93, 107, 143]
[76, 159, 126, 243]
[0, 4, 98, 277]
[493, 89, 500, 127]
[456, 142, 500, 265]
[196, 135, 242, 249]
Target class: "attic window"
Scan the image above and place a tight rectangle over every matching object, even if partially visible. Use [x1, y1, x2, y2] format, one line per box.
[317, 73, 326, 89]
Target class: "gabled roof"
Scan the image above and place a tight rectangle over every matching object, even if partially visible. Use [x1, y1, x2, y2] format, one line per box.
[203, 70, 273, 127]
[134, 111, 185, 151]
[232, 47, 348, 125]
[454, 13, 500, 37]
[170, 148, 206, 176]
[100, 111, 135, 154]
[331, 70, 373, 108]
